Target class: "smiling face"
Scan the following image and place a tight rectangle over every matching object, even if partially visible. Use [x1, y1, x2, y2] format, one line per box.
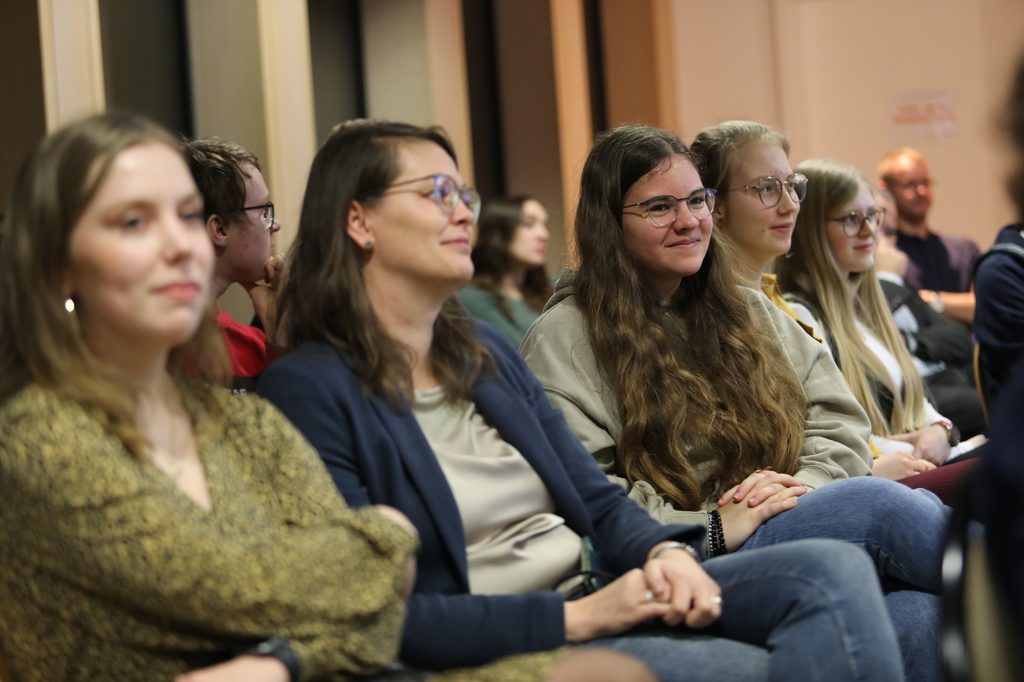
[827, 179, 878, 276]
[715, 139, 799, 277]
[66, 141, 214, 355]
[359, 139, 475, 298]
[507, 199, 550, 268]
[621, 154, 712, 298]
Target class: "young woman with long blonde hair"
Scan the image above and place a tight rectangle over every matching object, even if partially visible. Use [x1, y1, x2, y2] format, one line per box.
[774, 158, 978, 496]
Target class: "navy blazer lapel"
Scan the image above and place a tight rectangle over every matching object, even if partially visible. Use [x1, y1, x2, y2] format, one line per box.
[472, 378, 591, 533]
[369, 395, 470, 588]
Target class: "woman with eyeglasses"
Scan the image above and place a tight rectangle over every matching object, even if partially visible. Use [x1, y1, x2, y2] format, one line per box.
[259, 119, 907, 681]
[691, 122, 950, 484]
[773, 159, 979, 491]
[520, 124, 950, 681]
[458, 195, 553, 347]
[689, 122, 805, 303]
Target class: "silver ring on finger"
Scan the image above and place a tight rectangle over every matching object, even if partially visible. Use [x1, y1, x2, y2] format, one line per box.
[644, 590, 655, 602]
[709, 595, 723, 606]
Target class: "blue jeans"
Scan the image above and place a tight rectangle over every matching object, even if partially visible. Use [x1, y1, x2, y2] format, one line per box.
[586, 539, 903, 682]
[738, 476, 949, 681]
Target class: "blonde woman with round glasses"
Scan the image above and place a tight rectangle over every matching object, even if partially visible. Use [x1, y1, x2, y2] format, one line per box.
[774, 158, 978, 496]
[690, 121, 817, 332]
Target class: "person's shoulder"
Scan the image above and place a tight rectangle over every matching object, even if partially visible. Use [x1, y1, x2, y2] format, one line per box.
[530, 288, 583, 330]
[265, 342, 349, 374]
[938, 231, 981, 254]
[0, 383, 85, 434]
[457, 283, 496, 309]
[977, 226, 1024, 281]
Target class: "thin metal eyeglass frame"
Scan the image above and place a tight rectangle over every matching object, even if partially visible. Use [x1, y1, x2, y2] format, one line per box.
[725, 173, 808, 208]
[379, 173, 481, 222]
[622, 188, 718, 227]
[828, 207, 886, 236]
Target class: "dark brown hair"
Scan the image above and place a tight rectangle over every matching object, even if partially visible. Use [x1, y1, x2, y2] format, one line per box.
[0, 112, 229, 455]
[470, 195, 553, 318]
[276, 119, 493, 404]
[182, 137, 260, 222]
[573, 124, 805, 509]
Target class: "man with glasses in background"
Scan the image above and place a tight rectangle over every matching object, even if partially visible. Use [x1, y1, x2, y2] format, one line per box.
[185, 138, 282, 391]
[877, 147, 979, 324]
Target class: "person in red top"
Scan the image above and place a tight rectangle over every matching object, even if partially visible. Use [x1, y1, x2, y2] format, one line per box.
[183, 138, 282, 389]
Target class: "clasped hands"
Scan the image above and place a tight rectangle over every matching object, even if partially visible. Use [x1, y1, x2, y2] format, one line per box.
[715, 469, 808, 551]
[564, 542, 721, 642]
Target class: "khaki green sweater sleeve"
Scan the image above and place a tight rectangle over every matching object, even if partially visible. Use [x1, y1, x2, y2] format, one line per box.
[520, 298, 712, 543]
[745, 288, 873, 485]
[0, 385, 416, 681]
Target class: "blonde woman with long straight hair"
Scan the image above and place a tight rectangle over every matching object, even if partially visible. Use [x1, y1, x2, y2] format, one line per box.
[774, 158, 977, 492]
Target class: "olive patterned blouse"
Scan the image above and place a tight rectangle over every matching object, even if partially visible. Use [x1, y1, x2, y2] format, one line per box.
[0, 381, 420, 681]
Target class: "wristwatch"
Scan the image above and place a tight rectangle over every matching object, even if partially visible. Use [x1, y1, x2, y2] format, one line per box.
[932, 419, 961, 447]
[246, 636, 301, 682]
[927, 292, 945, 314]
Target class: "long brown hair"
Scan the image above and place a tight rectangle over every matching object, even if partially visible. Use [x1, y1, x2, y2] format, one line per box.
[276, 119, 493, 404]
[573, 124, 805, 509]
[470, 195, 552, 318]
[774, 158, 927, 435]
[0, 112, 229, 456]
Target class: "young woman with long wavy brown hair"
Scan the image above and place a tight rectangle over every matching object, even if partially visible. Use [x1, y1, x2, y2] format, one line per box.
[520, 123, 951, 681]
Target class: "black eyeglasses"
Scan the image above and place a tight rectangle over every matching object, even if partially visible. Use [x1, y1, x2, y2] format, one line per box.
[622, 188, 717, 227]
[240, 202, 275, 229]
[726, 173, 808, 208]
[829, 207, 886, 236]
[378, 174, 481, 223]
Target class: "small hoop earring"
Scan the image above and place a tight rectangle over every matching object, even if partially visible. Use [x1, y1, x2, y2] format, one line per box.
[363, 239, 374, 250]
[64, 297, 76, 313]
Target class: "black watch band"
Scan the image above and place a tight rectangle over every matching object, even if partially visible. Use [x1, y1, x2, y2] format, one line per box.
[246, 636, 301, 682]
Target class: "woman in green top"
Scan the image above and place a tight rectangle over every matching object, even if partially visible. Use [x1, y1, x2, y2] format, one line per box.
[459, 196, 552, 346]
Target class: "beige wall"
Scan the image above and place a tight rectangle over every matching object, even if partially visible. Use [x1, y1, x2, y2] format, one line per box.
[668, 0, 1024, 250]
[187, 0, 316, 322]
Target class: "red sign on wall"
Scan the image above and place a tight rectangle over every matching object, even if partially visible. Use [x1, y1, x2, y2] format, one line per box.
[890, 92, 958, 140]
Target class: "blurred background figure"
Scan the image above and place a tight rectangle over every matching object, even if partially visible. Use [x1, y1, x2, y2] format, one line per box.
[459, 195, 552, 347]
[877, 147, 979, 325]
[972, 221, 1024, 415]
[184, 138, 283, 391]
[871, 188, 985, 439]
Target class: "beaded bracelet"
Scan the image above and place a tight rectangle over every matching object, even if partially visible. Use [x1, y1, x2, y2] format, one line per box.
[707, 509, 727, 557]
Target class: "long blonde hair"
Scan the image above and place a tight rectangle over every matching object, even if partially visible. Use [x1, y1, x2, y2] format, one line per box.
[775, 158, 927, 435]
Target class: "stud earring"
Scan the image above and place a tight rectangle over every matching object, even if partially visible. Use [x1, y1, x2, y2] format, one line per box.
[64, 297, 76, 313]
[363, 239, 374, 250]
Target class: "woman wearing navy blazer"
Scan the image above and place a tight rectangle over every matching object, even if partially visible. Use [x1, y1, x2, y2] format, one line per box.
[258, 119, 903, 681]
